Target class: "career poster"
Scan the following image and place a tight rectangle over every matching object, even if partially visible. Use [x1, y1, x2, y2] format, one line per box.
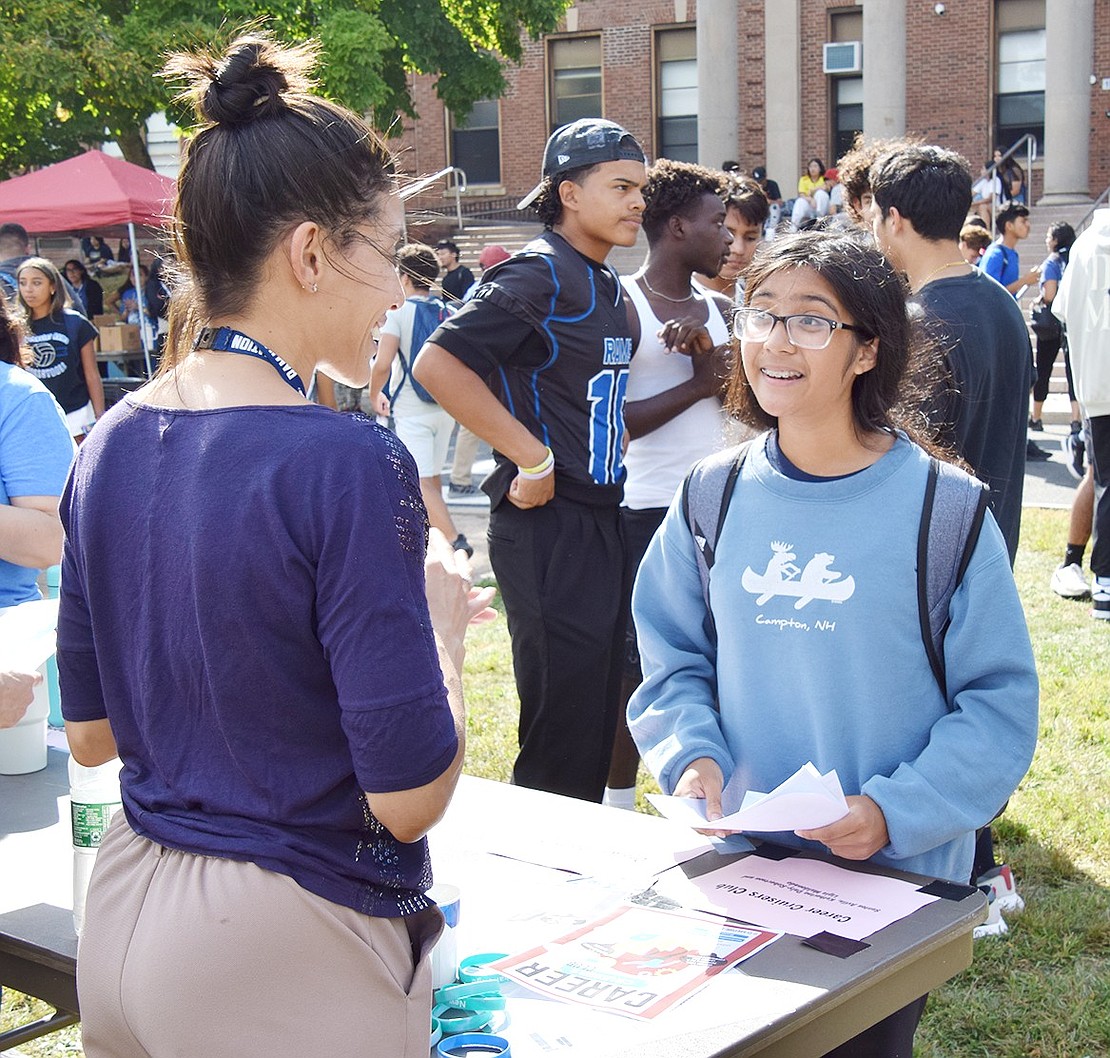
[490, 904, 780, 1021]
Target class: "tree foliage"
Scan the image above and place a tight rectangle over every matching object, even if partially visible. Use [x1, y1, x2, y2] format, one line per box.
[0, 0, 569, 174]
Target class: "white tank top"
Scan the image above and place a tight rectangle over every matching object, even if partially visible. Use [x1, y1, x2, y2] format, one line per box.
[621, 274, 740, 510]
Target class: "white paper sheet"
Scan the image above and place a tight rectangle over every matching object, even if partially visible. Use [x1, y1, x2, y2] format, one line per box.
[647, 762, 848, 833]
[0, 598, 58, 671]
[652, 853, 939, 941]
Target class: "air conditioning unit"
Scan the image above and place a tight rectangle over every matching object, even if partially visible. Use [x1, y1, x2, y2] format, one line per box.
[823, 41, 862, 75]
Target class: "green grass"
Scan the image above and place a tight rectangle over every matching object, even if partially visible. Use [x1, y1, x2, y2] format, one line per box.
[4, 509, 1107, 1056]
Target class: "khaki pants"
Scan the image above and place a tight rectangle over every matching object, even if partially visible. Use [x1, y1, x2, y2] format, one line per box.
[78, 814, 440, 1057]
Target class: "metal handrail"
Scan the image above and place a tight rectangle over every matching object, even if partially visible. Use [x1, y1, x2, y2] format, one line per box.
[1074, 184, 1110, 235]
[400, 166, 469, 236]
[987, 133, 1037, 232]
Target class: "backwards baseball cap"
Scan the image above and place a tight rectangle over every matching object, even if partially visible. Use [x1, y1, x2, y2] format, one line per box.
[752, 166, 767, 181]
[517, 118, 646, 210]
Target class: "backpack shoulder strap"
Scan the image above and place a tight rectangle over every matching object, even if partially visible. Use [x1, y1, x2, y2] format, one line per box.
[917, 457, 990, 697]
[680, 441, 752, 622]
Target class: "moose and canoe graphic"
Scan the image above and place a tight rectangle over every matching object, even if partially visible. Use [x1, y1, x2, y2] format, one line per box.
[742, 541, 856, 610]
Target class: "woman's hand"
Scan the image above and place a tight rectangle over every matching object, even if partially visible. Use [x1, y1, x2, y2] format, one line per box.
[795, 795, 889, 860]
[674, 757, 741, 836]
[424, 529, 496, 673]
[0, 670, 42, 729]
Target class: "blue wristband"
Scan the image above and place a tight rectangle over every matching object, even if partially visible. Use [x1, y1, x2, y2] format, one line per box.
[458, 953, 508, 983]
[436, 1032, 511, 1057]
[430, 1016, 443, 1048]
[435, 979, 500, 1007]
[458, 993, 507, 1013]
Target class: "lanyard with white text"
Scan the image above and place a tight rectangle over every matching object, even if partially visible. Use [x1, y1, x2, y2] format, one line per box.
[195, 326, 306, 396]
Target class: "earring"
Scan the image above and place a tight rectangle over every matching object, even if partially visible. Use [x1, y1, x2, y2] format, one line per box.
[312, 283, 318, 294]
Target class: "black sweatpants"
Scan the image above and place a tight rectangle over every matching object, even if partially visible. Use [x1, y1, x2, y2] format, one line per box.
[1088, 415, 1110, 578]
[488, 498, 626, 802]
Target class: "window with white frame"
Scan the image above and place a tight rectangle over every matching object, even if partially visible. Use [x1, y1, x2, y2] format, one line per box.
[656, 28, 697, 163]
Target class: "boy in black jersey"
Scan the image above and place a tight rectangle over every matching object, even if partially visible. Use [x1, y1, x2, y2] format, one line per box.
[416, 119, 646, 802]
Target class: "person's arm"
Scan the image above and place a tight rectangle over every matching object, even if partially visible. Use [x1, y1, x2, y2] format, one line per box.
[624, 317, 730, 440]
[856, 515, 1038, 863]
[0, 670, 42, 729]
[1004, 265, 1040, 296]
[81, 339, 105, 418]
[628, 495, 734, 798]
[415, 343, 554, 508]
[369, 331, 399, 417]
[65, 718, 118, 766]
[0, 497, 64, 568]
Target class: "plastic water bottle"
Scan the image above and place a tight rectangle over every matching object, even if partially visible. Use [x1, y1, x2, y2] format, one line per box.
[69, 755, 122, 936]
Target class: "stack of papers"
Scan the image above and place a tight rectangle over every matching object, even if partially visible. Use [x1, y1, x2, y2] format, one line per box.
[648, 763, 848, 833]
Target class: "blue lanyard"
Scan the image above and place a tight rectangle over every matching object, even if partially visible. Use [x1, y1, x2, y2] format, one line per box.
[195, 326, 306, 396]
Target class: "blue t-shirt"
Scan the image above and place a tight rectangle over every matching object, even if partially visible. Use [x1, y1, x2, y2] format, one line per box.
[978, 241, 1020, 294]
[1039, 253, 1063, 290]
[58, 400, 457, 916]
[0, 363, 75, 607]
[25, 309, 98, 413]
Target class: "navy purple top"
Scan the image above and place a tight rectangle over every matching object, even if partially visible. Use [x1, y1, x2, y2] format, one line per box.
[58, 399, 457, 917]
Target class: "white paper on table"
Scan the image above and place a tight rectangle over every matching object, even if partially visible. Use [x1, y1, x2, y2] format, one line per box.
[647, 762, 848, 833]
[651, 853, 939, 941]
[0, 598, 58, 672]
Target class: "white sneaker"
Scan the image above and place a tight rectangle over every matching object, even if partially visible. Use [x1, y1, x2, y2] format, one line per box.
[1051, 563, 1090, 599]
[977, 864, 1025, 913]
[973, 889, 1009, 939]
[1093, 578, 1110, 621]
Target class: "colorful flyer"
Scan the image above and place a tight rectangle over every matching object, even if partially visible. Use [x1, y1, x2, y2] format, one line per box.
[490, 904, 780, 1021]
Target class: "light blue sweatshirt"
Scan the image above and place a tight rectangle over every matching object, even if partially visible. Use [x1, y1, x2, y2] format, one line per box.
[629, 433, 1039, 883]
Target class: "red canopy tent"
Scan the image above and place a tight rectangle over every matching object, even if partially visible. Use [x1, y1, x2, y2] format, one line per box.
[0, 150, 176, 372]
[0, 149, 175, 234]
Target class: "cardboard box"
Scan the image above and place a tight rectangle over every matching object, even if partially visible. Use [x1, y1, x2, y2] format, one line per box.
[98, 325, 140, 352]
[92, 314, 117, 331]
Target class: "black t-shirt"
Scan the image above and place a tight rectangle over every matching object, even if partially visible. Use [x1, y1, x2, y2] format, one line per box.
[914, 271, 1032, 564]
[430, 231, 632, 507]
[26, 309, 98, 413]
[441, 265, 476, 304]
[762, 179, 782, 201]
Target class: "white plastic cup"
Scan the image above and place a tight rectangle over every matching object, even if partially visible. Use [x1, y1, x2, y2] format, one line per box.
[428, 882, 461, 989]
[0, 666, 50, 775]
[69, 755, 123, 936]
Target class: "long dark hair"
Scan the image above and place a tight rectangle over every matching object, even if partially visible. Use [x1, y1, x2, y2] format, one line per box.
[15, 257, 69, 321]
[727, 229, 942, 451]
[160, 29, 396, 367]
[0, 297, 30, 367]
[1048, 221, 1076, 266]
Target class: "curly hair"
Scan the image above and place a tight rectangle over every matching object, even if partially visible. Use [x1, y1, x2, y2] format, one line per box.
[835, 134, 921, 223]
[528, 165, 600, 228]
[640, 159, 728, 241]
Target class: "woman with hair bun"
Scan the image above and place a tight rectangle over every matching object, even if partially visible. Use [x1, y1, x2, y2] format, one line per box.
[58, 30, 493, 1057]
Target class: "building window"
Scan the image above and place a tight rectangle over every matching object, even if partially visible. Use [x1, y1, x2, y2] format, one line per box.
[656, 28, 697, 163]
[451, 99, 501, 185]
[550, 36, 602, 131]
[995, 1, 1045, 152]
[833, 77, 863, 162]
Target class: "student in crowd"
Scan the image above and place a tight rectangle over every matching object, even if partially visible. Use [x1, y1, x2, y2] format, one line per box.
[971, 163, 1003, 224]
[64, 260, 104, 317]
[994, 148, 1025, 206]
[870, 144, 1035, 927]
[1050, 469, 1096, 599]
[1029, 222, 1080, 457]
[371, 242, 472, 557]
[751, 166, 783, 234]
[958, 224, 992, 267]
[434, 240, 475, 305]
[629, 229, 1038, 1056]
[81, 235, 115, 273]
[979, 203, 1040, 297]
[1053, 206, 1110, 620]
[16, 257, 104, 440]
[415, 118, 647, 803]
[791, 157, 830, 229]
[695, 175, 769, 301]
[604, 158, 737, 811]
[58, 31, 492, 1058]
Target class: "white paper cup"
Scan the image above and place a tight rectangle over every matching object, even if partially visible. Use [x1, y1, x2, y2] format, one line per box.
[0, 671, 49, 775]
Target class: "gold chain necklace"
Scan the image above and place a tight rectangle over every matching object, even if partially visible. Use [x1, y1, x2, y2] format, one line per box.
[640, 274, 697, 303]
[917, 260, 971, 290]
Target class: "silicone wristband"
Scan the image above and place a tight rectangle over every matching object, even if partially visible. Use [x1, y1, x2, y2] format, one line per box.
[430, 1016, 443, 1048]
[458, 993, 507, 1013]
[517, 446, 553, 476]
[431, 1004, 492, 1035]
[435, 979, 499, 1007]
[436, 1032, 512, 1057]
[458, 953, 508, 983]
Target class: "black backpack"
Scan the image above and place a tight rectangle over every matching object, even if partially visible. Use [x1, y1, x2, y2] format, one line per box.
[681, 442, 989, 699]
[389, 296, 451, 405]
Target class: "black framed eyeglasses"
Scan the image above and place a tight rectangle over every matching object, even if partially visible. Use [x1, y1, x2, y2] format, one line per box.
[733, 307, 870, 350]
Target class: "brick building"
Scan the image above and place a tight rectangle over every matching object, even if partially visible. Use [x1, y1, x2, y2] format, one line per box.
[396, 0, 1108, 222]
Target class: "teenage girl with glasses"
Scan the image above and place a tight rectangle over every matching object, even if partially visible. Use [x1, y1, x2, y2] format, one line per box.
[628, 229, 1038, 1058]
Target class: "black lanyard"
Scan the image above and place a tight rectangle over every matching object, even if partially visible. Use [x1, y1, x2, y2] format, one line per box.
[194, 326, 306, 396]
